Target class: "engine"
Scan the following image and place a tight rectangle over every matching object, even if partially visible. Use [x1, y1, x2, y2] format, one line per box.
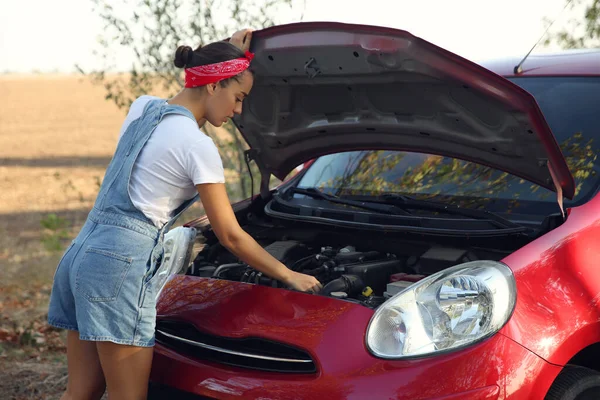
[191, 239, 487, 308]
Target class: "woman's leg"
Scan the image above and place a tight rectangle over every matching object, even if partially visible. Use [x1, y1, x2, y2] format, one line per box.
[61, 330, 106, 400]
[96, 341, 154, 400]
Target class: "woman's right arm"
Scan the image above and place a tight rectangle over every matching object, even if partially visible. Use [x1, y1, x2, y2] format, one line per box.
[196, 183, 323, 293]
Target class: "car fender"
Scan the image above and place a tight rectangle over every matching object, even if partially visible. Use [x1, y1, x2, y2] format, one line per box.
[499, 192, 600, 365]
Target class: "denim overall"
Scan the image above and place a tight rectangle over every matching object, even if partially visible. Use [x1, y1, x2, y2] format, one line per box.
[48, 99, 199, 346]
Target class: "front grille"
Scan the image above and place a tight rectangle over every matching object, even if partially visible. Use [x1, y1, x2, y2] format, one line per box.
[155, 320, 317, 373]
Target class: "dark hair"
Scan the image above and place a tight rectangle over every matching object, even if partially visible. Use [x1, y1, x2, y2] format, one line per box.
[174, 41, 251, 87]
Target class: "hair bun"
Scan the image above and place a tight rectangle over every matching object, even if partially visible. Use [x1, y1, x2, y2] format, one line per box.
[174, 45, 194, 68]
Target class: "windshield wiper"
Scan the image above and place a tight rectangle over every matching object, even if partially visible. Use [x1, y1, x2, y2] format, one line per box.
[373, 193, 525, 231]
[287, 187, 411, 216]
[288, 188, 527, 233]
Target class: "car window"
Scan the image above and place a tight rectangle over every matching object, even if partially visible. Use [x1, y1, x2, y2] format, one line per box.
[297, 77, 600, 214]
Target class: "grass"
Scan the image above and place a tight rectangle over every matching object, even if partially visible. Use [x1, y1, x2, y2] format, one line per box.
[40, 214, 71, 252]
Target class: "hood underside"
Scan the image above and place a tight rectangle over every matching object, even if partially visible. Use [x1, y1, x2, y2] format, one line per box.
[234, 22, 575, 199]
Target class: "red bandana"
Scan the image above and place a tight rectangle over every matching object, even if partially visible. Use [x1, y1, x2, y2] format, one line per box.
[185, 51, 254, 88]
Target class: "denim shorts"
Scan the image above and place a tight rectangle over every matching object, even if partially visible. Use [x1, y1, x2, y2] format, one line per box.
[48, 208, 164, 347]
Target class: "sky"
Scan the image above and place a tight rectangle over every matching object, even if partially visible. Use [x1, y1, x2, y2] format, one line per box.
[0, 0, 574, 73]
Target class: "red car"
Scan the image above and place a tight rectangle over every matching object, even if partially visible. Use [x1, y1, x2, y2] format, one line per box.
[148, 22, 600, 399]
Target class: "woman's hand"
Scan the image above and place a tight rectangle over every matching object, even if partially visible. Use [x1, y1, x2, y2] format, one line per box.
[230, 28, 253, 52]
[282, 271, 323, 293]
[197, 183, 322, 293]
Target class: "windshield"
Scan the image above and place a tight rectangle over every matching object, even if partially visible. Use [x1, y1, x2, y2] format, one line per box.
[297, 77, 600, 215]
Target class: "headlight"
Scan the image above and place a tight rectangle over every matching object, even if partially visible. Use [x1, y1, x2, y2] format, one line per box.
[366, 260, 516, 359]
[154, 226, 197, 300]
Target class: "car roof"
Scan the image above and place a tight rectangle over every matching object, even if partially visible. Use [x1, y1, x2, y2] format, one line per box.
[478, 48, 600, 77]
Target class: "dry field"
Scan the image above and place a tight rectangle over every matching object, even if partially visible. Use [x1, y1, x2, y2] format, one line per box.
[0, 74, 230, 399]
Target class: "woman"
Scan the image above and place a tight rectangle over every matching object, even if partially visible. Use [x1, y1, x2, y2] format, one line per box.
[48, 29, 322, 400]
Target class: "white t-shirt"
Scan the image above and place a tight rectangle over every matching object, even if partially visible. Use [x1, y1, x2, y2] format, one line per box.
[117, 95, 225, 227]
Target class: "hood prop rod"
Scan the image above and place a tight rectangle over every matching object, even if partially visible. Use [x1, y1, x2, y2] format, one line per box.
[245, 149, 271, 200]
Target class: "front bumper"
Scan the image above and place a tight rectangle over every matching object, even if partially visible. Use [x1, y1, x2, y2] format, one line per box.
[148, 380, 500, 400]
[149, 332, 561, 400]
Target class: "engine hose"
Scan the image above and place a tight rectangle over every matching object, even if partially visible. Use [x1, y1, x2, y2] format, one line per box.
[320, 275, 364, 297]
[212, 263, 245, 278]
[303, 266, 326, 275]
[291, 255, 316, 271]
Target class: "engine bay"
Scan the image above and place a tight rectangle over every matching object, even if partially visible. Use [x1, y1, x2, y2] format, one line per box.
[189, 227, 515, 309]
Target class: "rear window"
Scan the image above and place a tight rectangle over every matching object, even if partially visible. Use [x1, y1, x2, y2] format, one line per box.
[297, 77, 600, 214]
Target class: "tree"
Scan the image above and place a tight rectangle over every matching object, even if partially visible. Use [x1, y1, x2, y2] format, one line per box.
[545, 0, 600, 48]
[81, 0, 305, 200]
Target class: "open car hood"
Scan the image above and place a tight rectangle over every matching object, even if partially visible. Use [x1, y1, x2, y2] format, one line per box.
[234, 22, 575, 199]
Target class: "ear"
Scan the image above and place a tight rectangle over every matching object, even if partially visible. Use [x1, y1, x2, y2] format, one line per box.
[206, 83, 218, 96]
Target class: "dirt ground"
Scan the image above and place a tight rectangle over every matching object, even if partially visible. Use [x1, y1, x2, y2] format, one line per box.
[0, 74, 208, 399]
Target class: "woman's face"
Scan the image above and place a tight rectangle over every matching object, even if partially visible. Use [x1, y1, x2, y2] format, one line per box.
[205, 71, 254, 127]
